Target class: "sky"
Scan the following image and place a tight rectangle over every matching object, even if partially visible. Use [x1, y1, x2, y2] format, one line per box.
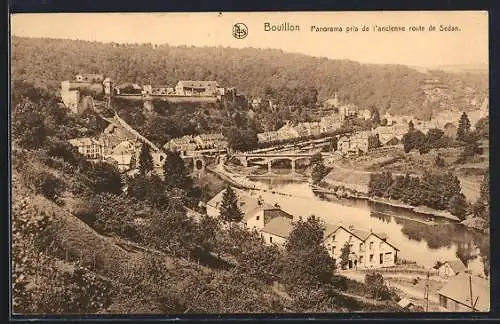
[10, 11, 488, 67]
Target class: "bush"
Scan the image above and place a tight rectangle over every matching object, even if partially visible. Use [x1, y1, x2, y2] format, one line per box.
[25, 168, 65, 201]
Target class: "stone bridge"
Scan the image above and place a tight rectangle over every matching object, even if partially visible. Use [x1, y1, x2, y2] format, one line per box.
[233, 152, 329, 174]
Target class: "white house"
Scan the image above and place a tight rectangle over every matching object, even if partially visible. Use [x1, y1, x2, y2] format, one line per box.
[206, 188, 276, 226]
[437, 259, 467, 279]
[259, 215, 294, 246]
[323, 224, 399, 269]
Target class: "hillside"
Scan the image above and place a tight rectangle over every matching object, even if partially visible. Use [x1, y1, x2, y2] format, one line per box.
[11, 36, 487, 116]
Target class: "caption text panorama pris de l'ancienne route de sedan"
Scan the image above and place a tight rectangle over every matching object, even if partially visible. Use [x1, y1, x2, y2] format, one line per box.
[263, 22, 461, 33]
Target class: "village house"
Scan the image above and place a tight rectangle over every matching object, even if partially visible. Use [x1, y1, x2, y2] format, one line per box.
[276, 123, 300, 140]
[337, 131, 373, 155]
[145, 85, 176, 96]
[194, 133, 228, 150]
[323, 224, 399, 269]
[338, 103, 358, 121]
[68, 137, 111, 160]
[437, 259, 467, 279]
[75, 73, 104, 83]
[257, 218, 400, 270]
[206, 188, 281, 229]
[438, 273, 490, 312]
[163, 135, 197, 157]
[382, 112, 394, 125]
[373, 125, 406, 146]
[259, 214, 294, 246]
[175, 80, 220, 96]
[257, 131, 280, 144]
[360, 109, 372, 121]
[320, 114, 343, 133]
[105, 140, 139, 171]
[294, 122, 321, 137]
[257, 123, 300, 144]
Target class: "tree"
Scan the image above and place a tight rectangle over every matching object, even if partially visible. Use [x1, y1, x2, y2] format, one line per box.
[127, 173, 149, 201]
[12, 101, 48, 149]
[163, 150, 192, 190]
[219, 186, 244, 224]
[447, 193, 468, 220]
[368, 172, 393, 197]
[456, 112, 471, 142]
[457, 132, 482, 163]
[138, 143, 154, 175]
[283, 216, 334, 288]
[472, 170, 489, 223]
[311, 163, 328, 185]
[370, 107, 380, 124]
[435, 154, 445, 168]
[474, 117, 489, 140]
[339, 242, 351, 270]
[310, 152, 323, 167]
[365, 272, 391, 300]
[196, 214, 221, 255]
[408, 120, 415, 132]
[84, 161, 123, 194]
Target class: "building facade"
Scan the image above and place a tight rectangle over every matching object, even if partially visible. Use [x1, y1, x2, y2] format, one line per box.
[323, 225, 399, 269]
[68, 137, 108, 160]
[438, 260, 467, 279]
[175, 80, 220, 96]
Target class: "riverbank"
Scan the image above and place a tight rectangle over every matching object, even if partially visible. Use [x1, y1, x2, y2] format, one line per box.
[317, 177, 461, 222]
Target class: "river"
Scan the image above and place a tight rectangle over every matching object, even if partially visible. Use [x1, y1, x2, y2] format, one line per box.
[246, 178, 488, 276]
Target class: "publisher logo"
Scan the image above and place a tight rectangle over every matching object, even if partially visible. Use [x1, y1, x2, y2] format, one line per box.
[233, 23, 248, 39]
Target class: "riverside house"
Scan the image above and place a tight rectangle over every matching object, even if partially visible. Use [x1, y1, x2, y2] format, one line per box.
[323, 224, 399, 269]
[437, 259, 467, 279]
[206, 188, 278, 228]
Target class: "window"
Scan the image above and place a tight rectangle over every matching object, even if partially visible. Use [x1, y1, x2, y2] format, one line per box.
[369, 242, 374, 250]
[332, 246, 336, 254]
[359, 243, 364, 251]
[369, 254, 374, 263]
[359, 256, 364, 264]
[439, 295, 448, 309]
[380, 253, 383, 264]
[348, 235, 352, 242]
[270, 236, 273, 243]
[379, 241, 384, 251]
[332, 235, 336, 241]
[256, 216, 260, 221]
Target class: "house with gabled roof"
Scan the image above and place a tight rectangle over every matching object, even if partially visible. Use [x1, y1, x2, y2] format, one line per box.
[323, 223, 399, 269]
[438, 273, 490, 312]
[437, 259, 467, 279]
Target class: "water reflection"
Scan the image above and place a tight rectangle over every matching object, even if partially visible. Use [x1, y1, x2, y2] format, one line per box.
[250, 178, 488, 276]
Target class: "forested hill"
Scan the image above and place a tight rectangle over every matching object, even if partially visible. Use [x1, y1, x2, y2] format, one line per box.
[11, 36, 487, 115]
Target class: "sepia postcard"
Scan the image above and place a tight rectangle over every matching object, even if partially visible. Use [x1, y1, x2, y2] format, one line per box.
[10, 11, 490, 316]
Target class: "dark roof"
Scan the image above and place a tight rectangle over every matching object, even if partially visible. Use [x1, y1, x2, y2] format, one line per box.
[438, 273, 490, 312]
[261, 216, 294, 239]
[445, 259, 467, 274]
